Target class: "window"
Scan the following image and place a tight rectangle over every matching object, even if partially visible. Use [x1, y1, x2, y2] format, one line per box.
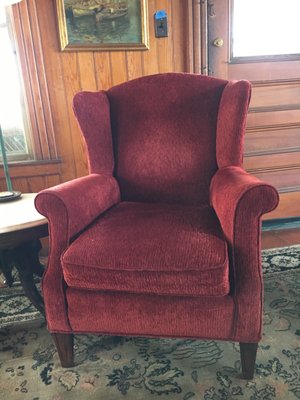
[231, 0, 300, 59]
[0, 2, 58, 165]
[0, 5, 31, 161]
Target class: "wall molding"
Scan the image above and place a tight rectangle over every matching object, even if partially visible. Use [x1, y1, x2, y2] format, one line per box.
[251, 78, 300, 87]
[246, 122, 300, 132]
[247, 164, 300, 174]
[277, 186, 300, 194]
[249, 104, 300, 114]
[245, 147, 300, 157]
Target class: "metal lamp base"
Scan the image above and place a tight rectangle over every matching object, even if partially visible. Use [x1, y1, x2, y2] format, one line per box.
[0, 191, 22, 202]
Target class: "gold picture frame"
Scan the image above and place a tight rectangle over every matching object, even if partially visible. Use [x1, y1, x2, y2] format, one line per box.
[56, 0, 149, 51]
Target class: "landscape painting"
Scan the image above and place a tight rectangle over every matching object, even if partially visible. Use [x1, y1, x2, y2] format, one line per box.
[56, 0, 149, 51]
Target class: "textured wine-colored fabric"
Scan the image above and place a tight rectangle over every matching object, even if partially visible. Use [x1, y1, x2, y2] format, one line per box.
[216, 80, 251, 168]
[34, 194, 71, 332]
[35, 73, 279, 347]
[35, 174, 120, 239]
[67, 289, 238, 341]
[35, 174, 120, 332]
[73, 91, 114, 174]
[210, 166, 279, 340]
[62, 202, 229, 297]
[107, 73, 228, 205]
[66, 288, 261, 342]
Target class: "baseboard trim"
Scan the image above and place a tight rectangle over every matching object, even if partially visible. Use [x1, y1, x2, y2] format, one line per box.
[262, 216, 300, 231]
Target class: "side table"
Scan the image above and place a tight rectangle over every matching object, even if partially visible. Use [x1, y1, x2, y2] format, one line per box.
[0, 193, 48, 314]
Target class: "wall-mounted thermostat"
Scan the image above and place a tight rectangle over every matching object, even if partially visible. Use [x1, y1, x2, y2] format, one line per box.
[154, 10, 168, 38]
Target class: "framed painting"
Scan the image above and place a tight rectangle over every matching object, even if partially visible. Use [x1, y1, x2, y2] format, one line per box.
[56, 0, 149, 51]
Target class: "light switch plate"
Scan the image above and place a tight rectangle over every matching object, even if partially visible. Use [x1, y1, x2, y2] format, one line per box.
[154, 10, 168, 38]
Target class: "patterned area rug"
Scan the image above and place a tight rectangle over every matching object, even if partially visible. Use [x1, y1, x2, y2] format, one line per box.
[0, 245, 299, 399]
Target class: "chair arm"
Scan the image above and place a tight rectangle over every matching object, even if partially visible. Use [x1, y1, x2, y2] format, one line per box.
[35, 173, 120, 242]
[210, 166, 279, 341]
[34, 173, 120, 333]
[210, 166, 279, 244]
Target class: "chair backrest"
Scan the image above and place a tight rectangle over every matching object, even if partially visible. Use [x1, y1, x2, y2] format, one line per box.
[73, 73, 251, 206]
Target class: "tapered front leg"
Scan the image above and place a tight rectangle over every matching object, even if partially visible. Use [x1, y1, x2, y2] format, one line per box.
[240, 342, 258, 379]
[52, 333, 74, 368]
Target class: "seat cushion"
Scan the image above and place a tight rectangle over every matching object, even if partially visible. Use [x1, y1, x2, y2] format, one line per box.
[62, 202, 229, 297]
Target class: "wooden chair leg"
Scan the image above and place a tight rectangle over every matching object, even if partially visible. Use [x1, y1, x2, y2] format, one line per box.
[240, 342, 258, 379]
[52, 333, 74, 368]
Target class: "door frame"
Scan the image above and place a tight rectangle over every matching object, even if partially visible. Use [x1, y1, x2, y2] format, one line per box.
[186, 0, 208, 75]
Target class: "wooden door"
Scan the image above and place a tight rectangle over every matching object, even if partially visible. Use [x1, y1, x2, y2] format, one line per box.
[207, 0, 300, 219]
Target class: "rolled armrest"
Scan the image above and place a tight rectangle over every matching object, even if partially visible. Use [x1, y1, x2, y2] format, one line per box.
[210, 166, 279, 244]
[210, 166, 279, 340]
[34, 173, 120, 333]
[35, 173, 120, 241]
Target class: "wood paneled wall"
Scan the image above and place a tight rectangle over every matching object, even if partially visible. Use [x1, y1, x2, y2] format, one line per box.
[0, 0, 191, 194]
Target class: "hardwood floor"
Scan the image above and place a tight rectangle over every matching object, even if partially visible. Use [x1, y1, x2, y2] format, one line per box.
[262, 228, 300, 249]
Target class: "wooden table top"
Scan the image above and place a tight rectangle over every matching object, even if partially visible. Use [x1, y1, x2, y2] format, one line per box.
[0, 193, 47, 235]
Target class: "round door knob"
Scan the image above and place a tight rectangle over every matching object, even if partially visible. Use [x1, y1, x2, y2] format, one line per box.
[213, 38, 224, 47]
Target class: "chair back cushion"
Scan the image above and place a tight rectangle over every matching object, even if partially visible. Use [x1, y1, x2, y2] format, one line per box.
[107, 73, 228, 205]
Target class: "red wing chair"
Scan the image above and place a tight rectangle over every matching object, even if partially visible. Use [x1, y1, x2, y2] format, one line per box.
[35, 73, 279, 379]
